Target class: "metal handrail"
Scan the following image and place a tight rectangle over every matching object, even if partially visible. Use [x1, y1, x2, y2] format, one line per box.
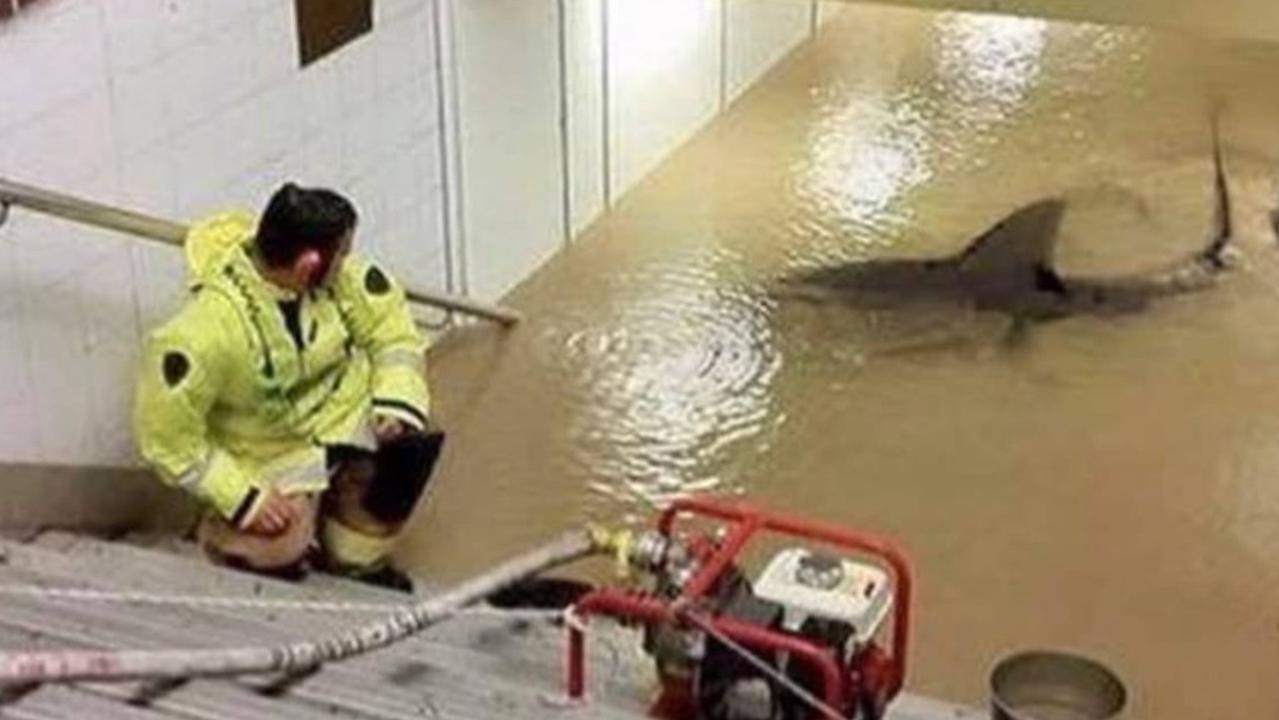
[0, 177, 521, 327]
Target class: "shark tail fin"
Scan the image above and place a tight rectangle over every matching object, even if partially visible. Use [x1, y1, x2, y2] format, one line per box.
[1200, 113, 1233, 269]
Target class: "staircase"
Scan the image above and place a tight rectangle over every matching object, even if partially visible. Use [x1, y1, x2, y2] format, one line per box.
[0, 530, 654, 719]
[0, 531, 980, 720]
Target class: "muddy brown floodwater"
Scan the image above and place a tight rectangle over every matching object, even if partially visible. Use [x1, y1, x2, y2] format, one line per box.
[399, 5, 1279, 718]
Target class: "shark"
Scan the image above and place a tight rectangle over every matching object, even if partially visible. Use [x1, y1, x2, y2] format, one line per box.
[778, 132, 1234, 326]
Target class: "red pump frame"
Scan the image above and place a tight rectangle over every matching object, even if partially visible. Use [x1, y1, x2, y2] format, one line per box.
[566, 497, 913, 716]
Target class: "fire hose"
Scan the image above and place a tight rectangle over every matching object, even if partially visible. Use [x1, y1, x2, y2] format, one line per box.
[0, 529, 594, 685]
[0, 584, 570, 620]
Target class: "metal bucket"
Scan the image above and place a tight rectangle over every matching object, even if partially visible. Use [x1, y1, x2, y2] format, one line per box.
[990, 651, 1127, 720]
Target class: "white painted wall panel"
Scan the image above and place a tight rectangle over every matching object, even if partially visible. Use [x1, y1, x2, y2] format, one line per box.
[726, 0, 811, 103]
[608, 0, 722, 198]
[565, 0, 606, 235]
[453, 0, 565, 300]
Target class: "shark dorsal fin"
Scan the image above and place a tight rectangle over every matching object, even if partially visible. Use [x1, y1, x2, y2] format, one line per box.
[956, 200, 1065, 289]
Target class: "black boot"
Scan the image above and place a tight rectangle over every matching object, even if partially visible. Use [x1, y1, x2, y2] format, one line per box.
[216, 551, 309, 583]
[342, 563, 415, 594]
[256, 562, 310, 583]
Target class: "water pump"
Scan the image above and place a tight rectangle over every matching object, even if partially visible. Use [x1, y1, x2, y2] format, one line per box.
[567, 498, 912, 720]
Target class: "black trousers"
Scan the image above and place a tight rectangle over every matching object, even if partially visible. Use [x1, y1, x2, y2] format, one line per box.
[326, 430, 446, 527]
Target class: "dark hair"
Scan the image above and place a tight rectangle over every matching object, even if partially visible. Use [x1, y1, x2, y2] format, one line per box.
[255, 183, 358, 268]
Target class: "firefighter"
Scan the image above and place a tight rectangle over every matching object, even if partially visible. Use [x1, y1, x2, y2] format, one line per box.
[134, 183, 443, 592]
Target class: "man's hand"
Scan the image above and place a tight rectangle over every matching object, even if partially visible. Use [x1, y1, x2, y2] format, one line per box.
[373, 416, 410, 444]
[243, 489, 299, 536]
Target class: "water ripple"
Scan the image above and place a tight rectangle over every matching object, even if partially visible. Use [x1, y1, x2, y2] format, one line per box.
[540, 248, 781, 514]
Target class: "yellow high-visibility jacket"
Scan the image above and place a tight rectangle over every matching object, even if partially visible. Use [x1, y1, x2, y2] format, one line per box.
[134, 213, 430, 527]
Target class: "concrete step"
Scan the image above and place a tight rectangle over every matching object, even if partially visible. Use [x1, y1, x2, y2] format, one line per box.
[15, 530, 651, 702]
[0, 685, 177, 720]
[37, 530, 415, 607]
[0, 617, 355, 720]
[122, 530, 441, 600]
[0, 535, 652, 719]
[0, 564, 647, 720]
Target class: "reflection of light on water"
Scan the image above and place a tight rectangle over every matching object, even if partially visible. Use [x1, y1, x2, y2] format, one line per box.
[545, 249, 780, 518]
[934, 13, 1048, 113]
[797, 12, 1049, 257]
[803, 97, 932, 227]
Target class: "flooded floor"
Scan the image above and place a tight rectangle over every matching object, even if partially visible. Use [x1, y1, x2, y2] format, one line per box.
[399, 6, 1279, 719]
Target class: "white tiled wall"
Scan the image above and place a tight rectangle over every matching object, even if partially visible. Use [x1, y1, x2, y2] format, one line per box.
[0, 0, 447, 466]
[0, 0, 827, 469]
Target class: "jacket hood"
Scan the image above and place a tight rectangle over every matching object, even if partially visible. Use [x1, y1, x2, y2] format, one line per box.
[184, 212, 256, 286]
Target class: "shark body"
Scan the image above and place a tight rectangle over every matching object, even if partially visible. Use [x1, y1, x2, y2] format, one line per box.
[782, 133, 1233, 324]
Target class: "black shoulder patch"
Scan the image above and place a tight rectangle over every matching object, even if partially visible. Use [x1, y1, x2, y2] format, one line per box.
[162, 352, 191, 387]
[364, 266, 391, 295]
